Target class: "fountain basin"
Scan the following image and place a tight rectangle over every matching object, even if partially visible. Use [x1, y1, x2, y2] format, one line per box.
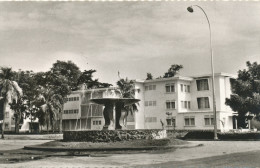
[63, 129, 167, 142]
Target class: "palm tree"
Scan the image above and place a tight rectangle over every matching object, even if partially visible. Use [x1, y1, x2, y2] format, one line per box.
[0, 68, 23, 139]
[37, 87, 63, 133]
[116, 77, 139, 127]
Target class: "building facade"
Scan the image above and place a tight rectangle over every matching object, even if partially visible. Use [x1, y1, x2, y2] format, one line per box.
[0, 101, 15, 132]
[134, 73, 236, 132]
[62, 87, 135, 131]
[61, 72, 236, 132]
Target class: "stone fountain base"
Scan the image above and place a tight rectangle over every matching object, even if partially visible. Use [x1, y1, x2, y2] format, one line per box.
[63, 129, 167, 142]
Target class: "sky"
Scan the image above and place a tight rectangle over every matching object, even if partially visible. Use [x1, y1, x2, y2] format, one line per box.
[0, 1, 259, 85]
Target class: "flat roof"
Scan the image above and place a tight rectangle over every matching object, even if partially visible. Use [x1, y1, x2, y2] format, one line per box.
[135, 72, 236, 83]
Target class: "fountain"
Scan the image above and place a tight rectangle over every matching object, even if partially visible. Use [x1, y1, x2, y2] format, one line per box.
[90, 88, 140, 130]
[62, 87, 167, 142]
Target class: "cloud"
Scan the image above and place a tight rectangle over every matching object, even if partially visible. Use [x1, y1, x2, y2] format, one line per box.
[0, 2, 259, 84]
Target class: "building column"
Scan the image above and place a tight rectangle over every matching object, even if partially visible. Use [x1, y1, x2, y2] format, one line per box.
[235, 118, 238, 129]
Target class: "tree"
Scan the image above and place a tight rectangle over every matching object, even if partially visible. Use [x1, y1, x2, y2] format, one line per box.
[36, 86, 63, 133]
[226, 61, 260, 128]
[116, 77, 139, 126]
[0, 67, 22, 139]
[146, 73, 153, 80]
[9, 98, 27, 133]
[163, 64, 183, 78]
[51, 60, 81, 91]
[77, 69, 111, 89]
[50, 60, 81, 132]
[35, 70, 68, 133]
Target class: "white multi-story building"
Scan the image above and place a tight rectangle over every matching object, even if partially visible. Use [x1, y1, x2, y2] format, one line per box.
[134, 72, 236, 132]
[61, 72, 236, 132]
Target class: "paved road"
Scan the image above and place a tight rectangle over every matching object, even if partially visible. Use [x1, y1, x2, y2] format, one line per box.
[139, 150, 260, 168]
[1, 140, 260, 167]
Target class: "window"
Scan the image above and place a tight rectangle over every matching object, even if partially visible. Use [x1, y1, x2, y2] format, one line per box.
[67, 97, 79, 101]
[196, 79, 209, 91]
[181, 84, 190, 93]
[165, 83, 175, 93]
[93, 120, 102, 125]
[145, 101, 156, 107]
[145, 85, 156, 91]
[181, 101, 191, 109]
[145, 117, 157, 122]
[65, 109, 79, 114]
[184, 116, 195, 126]
[204, 115, 214, 126]
[166, 118, 171, 126]
[166, 101, 175, 109]
[197, 97, 210, 109]
[166, 118, 176, 127]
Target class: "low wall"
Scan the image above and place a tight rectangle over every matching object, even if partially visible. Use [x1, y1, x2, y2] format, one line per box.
[173, 130, 260, 140]
[63, 129, 166, 142]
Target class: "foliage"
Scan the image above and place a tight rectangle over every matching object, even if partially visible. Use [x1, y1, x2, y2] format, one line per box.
[0, 67, 23, 138]
[163, 64, 183, 78]
[226, 61, 260, 128]
[51, 60, 81, 91]
[1, 60, 112, 133]
[9, 98, 27, 133]
[77, 69, 111, 89]
[116, 78, 139, 116]
[146, 73, 153, 80]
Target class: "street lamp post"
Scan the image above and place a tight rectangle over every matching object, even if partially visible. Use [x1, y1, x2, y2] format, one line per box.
[187, 5, 218, 140]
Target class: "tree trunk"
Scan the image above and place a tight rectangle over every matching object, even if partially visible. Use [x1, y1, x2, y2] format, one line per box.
[47, 121, 49, 134]
[1, 101, 7, 139]
[59, 105, 64, 133]
[15, 111, 21, 134]
[15, 117, 18, 134]
[52, 120, 54, 133]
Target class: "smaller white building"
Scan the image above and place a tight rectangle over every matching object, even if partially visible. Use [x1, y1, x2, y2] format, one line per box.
[134, 72, 236, 132]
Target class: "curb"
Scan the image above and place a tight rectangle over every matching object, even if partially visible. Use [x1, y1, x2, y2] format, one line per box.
[24, 143, 200, 152]
[24, 145, 175, 152]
